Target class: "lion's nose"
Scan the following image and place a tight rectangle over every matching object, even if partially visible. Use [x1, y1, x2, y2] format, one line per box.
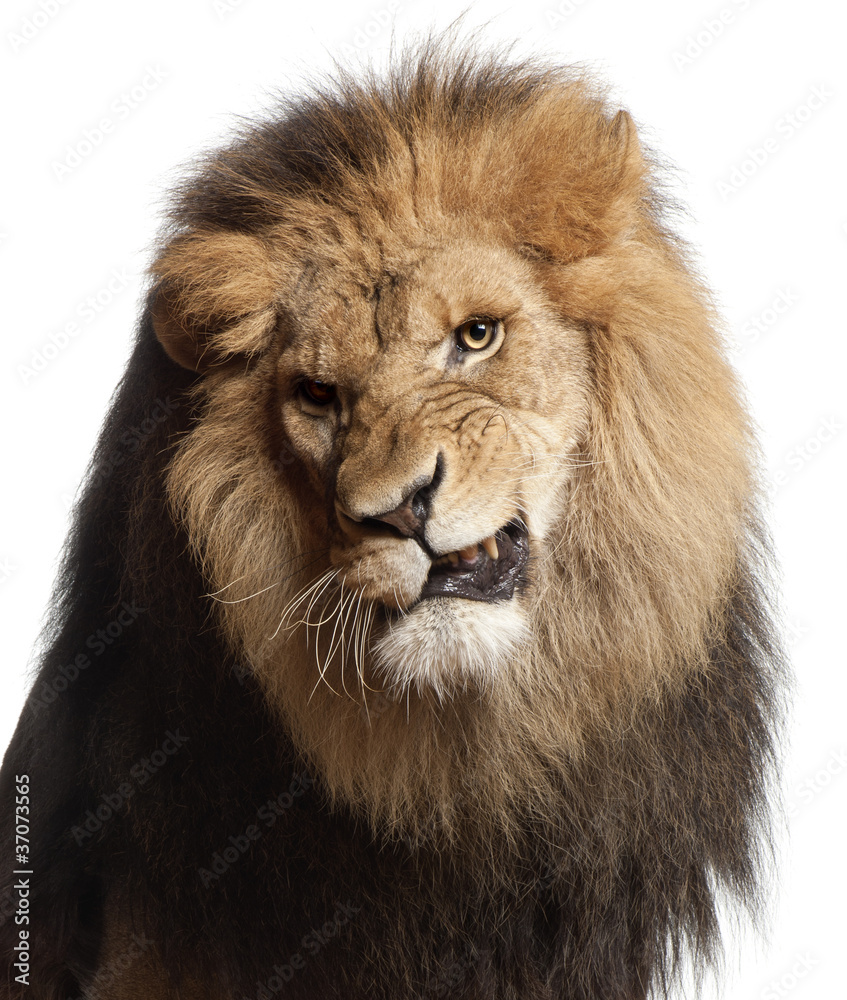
[370, 490, 426, 538]
[338, 452, 444, 541]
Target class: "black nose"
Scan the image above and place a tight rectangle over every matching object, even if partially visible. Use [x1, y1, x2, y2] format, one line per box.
[366, 453, 444, 540]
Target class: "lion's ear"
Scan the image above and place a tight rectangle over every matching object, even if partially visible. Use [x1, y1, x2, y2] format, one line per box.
[151, 231, 278, 372]
[513, 102, 647, 262]
[608, 110, 640, 161]
[603, 108, 646, 207]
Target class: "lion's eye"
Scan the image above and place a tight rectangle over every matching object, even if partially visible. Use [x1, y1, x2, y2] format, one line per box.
[299, 379, 337, 407]
[455, 318, 500, 352]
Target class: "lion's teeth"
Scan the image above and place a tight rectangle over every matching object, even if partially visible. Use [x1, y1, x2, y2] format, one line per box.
[437, 540, 496, 566]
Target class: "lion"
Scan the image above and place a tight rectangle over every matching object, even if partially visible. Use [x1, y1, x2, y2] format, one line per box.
[0, 39, 782, 1000]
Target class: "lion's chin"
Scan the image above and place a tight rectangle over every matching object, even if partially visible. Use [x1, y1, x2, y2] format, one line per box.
[371, 596, 529, 697]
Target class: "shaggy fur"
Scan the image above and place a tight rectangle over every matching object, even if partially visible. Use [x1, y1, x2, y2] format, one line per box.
[0, 38, 782, 1000]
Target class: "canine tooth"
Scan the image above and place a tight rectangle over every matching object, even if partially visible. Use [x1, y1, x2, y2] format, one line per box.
[447, 552, 459, 565]
[458, 544, 479, 561]
[482, 535, 499, 560]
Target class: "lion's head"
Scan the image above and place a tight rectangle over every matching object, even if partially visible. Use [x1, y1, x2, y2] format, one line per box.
[148, 47, 765, 846]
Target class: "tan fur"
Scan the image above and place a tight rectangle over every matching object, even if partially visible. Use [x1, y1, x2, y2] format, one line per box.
[150, 53, 755, 848]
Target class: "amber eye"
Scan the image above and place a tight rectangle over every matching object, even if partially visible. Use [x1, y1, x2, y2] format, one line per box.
[300, 379, 337, 406]
[455, 318, 500, 352]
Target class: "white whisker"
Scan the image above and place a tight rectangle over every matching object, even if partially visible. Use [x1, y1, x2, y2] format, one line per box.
[205, 547, 329, 597]
[268, 568, 336, 640]
[309, 584, 346, 701]
[211, 579, 282, 605]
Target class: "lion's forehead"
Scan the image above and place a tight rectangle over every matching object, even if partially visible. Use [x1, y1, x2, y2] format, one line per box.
[278, 234, 552, 382]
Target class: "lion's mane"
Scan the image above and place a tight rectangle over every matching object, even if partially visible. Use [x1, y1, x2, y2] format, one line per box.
[0, 39, 783, 1000]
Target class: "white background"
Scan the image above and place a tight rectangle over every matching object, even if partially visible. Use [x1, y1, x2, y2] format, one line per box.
[1, 1, 844, 997]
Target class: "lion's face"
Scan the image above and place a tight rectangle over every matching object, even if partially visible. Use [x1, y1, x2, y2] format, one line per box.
[149, 72, 753, 834]
[275, 236, 589, 693]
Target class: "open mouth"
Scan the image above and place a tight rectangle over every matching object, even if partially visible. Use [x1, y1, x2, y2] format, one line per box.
[418, 519, 529, 603]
